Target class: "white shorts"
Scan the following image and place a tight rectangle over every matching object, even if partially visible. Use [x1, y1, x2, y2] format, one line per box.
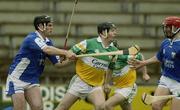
[67, 75, 102, 99]
[158, 75, 180, 99]
[5, 75, 40, 96]
[114, 84, 137, 103]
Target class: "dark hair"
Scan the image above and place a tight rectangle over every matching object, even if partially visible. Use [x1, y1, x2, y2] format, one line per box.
[33, 15, 53, 30]
[97, 22, 116, 34]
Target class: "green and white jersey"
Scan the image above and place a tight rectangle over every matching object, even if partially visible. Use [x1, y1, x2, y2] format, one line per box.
[112, 53, 142, 87]
[113, 53, 142, 77]
[71, 37, 118, 86]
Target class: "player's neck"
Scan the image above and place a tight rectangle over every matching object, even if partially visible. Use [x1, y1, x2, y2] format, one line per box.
[37, 30, 46, 40]
[101, 38, 111, 48]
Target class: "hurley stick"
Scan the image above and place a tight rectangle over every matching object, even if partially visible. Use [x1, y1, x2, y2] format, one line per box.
[64, 0, 79, 49]
[142, 93, 176, 105]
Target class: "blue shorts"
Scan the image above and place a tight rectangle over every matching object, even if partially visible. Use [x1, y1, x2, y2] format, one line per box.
[5, 75, 39, 96]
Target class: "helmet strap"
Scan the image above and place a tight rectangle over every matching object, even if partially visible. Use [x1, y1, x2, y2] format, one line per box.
[102, 29, 108, 38]
[171, 26, 180, 38]
[172, 26, 180, 34]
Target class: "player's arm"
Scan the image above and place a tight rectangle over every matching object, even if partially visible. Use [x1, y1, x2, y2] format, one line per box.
[128, 56, 159, 69]
[137, 53, 150, 81]
[33, 37, 76, 59]
[43, 46, 76, 59]
[129, 40, 165, 68]
[53, 40, 88, 67]
[142, 56, 160, 66]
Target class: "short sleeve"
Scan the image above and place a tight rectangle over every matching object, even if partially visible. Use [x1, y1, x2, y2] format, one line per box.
[70, 40, 87, 55]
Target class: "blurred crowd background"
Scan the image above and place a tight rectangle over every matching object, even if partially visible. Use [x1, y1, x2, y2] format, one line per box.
[0, 0, 179, 109]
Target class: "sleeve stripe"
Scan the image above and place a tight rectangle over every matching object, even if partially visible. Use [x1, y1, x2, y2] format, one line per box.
[34, 37, 47, 49]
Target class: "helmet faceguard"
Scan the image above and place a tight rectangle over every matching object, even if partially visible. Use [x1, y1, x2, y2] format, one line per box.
[162, 16, 180, 39]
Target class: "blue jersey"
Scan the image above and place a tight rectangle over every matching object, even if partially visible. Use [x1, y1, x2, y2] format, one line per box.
[156, 38, 180, 82]
[8, 31, 59, 84]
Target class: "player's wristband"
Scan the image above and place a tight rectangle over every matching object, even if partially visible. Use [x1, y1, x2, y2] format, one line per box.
[123, 49, 129, 55]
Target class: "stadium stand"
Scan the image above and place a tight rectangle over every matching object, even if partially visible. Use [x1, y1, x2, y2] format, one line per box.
[0, 0, 179, 84]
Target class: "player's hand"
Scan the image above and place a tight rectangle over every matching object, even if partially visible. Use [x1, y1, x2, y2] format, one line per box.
[128, 45, 140, 55]
[59, 55, 66, 63]
[65, 51, 77, 60]
[128, 58, 145, 69]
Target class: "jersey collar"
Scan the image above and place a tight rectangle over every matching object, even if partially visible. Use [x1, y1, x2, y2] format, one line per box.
[97, 36, 114, 48]
[172, 36, 180, 42]
[35, 31, 50, 42]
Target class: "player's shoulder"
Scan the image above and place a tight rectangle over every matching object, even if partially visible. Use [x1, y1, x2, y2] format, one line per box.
[162, 38, 170, 43]
[161, 38, 170, 45]
[83, 37, 98, 45]
[24, 32, 37, 41]
[173, 38, 180, 43]
[86, 37, 97, 42]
